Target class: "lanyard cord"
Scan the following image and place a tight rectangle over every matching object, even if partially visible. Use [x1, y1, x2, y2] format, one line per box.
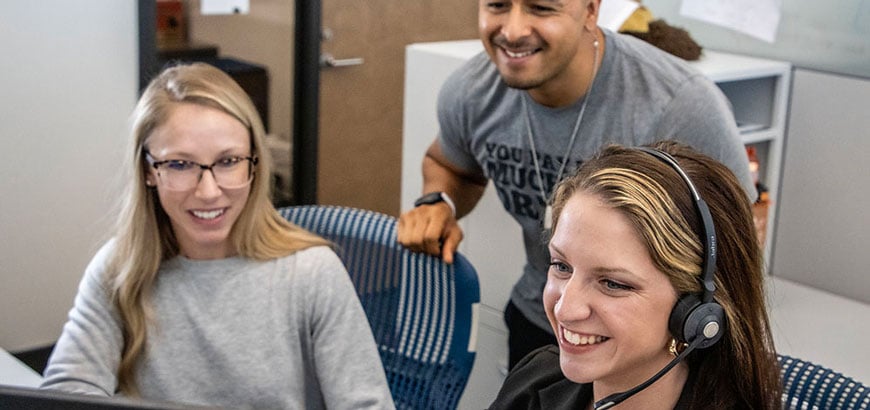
[523, 36, 601, 228]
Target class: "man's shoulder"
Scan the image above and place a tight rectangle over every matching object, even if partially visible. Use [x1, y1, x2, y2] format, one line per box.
[442, 51, 503, 95]
[439, 50, 516, 125]
[454, 50, 497, 78]
[599, 30, 724, 111]
[606, 30, 704, 83]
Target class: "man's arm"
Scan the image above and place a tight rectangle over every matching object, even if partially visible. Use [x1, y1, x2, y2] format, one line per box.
[397, 140, 487, 263]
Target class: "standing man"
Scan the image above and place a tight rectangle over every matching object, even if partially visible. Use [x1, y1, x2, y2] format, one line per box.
[397, 0, 755, 369]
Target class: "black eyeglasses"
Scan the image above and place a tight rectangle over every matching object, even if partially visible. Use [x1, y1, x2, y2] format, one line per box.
[145, 152, 258, 191]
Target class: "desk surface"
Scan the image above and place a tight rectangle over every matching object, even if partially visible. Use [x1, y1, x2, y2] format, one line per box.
[0, 348, 42, 388]
[768, 275, 870, 383]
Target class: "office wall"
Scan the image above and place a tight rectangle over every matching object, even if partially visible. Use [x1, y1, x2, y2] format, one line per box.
[186, 0, 295, 141]
[0, 2, 137, 351]
[643, 0, 870, 78]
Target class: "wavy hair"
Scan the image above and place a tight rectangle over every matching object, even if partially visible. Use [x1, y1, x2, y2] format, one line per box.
[109, 63, 328, 394]
[549, 141, 781, 409]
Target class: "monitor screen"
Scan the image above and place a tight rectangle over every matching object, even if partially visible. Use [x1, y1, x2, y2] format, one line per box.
[0, 384, 219, 409]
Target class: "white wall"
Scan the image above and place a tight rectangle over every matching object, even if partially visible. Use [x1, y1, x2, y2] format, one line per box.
[0, 1, 137, 351]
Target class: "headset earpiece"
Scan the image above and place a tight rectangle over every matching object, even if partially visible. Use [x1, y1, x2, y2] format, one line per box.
[669, 294, 725, 348]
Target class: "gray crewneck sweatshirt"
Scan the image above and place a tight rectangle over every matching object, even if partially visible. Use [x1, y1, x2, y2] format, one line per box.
[42, 242, 395, 409]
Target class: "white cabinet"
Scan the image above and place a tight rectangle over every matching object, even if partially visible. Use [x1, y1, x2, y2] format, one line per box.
[401, 41, 791, 409]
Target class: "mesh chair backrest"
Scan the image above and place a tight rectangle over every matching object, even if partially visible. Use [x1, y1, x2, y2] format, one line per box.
[779, 354, 870, 409]
[278, 206, 480, 410]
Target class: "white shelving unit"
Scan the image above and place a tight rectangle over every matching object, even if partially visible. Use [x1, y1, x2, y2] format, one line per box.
[401, 41, 791, 409]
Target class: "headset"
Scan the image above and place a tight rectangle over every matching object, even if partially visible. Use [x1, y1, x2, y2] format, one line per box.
[594, 147, 725, 409]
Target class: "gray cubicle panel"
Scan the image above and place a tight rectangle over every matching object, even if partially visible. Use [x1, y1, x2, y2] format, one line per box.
[772, 70, 870, 304]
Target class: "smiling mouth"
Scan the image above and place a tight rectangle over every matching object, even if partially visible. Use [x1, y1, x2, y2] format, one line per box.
[191, 209, 225, 220]
[502, 47, 540, 59]
[563, 327, 610, 346]
[505, 49, 536, 58]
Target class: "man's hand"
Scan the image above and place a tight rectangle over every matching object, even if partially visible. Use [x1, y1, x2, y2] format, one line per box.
[397, 202, 463, 264]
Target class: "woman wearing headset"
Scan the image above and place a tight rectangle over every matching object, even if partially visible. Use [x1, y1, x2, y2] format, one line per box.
[489, 141, 781, 409]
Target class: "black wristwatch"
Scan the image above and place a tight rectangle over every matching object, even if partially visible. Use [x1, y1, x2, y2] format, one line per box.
[414, 192, 447, 207]
[414, 191, 456, 216]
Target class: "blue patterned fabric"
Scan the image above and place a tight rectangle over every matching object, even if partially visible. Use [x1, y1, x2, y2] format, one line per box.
[779, 354, 869, 409]
[278, 206, 480, 410]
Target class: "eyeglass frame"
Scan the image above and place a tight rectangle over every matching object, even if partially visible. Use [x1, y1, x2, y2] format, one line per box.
[144, 151, 259, 190]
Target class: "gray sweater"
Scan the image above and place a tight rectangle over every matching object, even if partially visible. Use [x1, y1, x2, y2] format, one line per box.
[42, 242, 395, 410]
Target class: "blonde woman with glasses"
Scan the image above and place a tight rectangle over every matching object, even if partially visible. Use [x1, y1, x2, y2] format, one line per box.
[41, 63, 394, 410]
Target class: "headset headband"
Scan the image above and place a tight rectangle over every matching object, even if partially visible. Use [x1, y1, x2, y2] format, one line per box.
[635, 147, 717, 303]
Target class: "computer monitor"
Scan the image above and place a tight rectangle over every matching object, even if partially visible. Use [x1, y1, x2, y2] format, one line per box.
[0, 384, 219, 409]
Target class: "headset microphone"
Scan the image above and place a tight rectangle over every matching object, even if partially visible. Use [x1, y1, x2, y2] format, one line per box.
[592, 147, 726, 409]
[594, 336, 703, 410]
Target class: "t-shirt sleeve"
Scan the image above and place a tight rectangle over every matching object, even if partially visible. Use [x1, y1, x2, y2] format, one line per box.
[303, 247, 396, 410]
[436, 59, 485, 175]
[655, 75, 758, 202]
[41, 241, 123, 396]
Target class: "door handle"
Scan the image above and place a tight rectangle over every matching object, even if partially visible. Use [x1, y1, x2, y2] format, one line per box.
[320, 53, 364, 68]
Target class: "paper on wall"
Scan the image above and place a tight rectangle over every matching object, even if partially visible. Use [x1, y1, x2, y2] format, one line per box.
[598, 0, 641, 31]
[679, 0, 782, 43]
[201, 0, 250, 15]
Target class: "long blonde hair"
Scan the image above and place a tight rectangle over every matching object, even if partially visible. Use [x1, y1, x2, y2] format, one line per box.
[550, 141, 781, 409]
[110, 63, 328, 395]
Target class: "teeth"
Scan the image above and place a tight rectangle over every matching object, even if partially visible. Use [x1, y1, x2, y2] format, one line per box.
[563, 328, 608, 346]
[505, 49, 535, 58]
[192, 209, 224, 220]
[564, 329, 581, 345]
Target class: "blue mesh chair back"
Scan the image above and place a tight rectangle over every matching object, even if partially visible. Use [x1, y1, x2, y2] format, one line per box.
[278, 205, 480, 410]
[779, 354, 869, 409]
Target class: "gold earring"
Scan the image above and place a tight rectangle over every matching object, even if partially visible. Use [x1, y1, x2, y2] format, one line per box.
[668, 338, 688, 357]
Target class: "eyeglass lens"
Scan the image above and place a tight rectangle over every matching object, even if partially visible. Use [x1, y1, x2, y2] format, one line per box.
[155, 157, 255, 190]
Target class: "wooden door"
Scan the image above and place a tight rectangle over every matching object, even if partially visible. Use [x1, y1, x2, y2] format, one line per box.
[318, 0, 478, 216]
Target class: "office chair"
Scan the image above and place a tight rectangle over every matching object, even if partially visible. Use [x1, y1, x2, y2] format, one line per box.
[278, 205, 480, 410]
[779, 354, 869, 409]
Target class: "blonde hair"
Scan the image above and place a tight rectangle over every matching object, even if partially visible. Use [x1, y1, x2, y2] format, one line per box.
[110, 63, 328, 394]
[550, 141, 781, 409]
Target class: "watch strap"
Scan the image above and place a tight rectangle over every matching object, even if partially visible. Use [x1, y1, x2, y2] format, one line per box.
[414, 191, 456, 217]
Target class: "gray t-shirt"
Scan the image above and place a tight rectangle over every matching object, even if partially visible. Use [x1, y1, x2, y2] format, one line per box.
[42, 241, 394, 410]
[437, 29, 755, 333]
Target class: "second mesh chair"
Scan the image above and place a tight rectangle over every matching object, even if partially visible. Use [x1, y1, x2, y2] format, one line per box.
[278, 205, 480, 410]
[779, 354, 869, 409]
